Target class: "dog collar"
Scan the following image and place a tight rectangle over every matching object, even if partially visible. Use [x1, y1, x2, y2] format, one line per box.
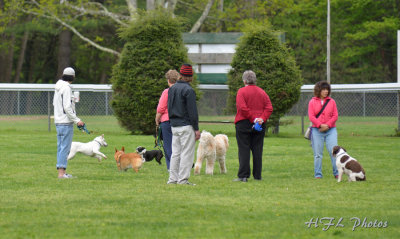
[94, 139, 102, 146]
[336, 151, 347, 158]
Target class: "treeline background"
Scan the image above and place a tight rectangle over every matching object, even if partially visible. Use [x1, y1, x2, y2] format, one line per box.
[0, 0, 399, 85]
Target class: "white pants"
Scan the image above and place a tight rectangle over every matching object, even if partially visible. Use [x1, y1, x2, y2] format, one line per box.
[168, 125, 196, 184]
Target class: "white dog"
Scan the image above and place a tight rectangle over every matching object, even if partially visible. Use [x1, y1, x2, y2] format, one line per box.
[67, 134, 108, 162]
[194, 130, 229, 175]
[332, 145, 366, 182]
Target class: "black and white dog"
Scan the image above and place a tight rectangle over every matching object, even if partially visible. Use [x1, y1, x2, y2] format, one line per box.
[332, 146, 366, 182]
[136, 146, 163, 165]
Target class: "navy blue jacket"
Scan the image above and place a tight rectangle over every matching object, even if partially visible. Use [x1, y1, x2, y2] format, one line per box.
[167, 81, 199, 131]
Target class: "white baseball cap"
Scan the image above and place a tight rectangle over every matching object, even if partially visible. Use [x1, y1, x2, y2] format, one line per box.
[63, 67, 75, 77]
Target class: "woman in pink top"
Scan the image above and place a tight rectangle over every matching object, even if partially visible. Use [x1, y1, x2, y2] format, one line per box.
[308, 81, 338, 179]
[155, 70, 179, 171]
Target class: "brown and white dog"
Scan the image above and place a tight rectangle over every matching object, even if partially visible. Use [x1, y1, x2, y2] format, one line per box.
[332, 146, 366, 182]
[194, 130, 229, 175]
[114, 147, 143, 172]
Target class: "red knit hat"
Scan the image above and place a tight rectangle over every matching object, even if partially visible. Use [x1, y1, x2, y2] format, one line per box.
[180, 64, 193, 77]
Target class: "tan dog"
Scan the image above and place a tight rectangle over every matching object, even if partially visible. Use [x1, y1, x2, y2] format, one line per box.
[194, 130, 229, 175]
[114, 147, 143, 172]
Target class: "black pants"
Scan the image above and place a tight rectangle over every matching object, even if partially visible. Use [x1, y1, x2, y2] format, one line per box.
[235, 120, 266, 179]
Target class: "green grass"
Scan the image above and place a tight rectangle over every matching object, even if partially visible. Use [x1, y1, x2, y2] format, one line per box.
[0, 116, 399, 238]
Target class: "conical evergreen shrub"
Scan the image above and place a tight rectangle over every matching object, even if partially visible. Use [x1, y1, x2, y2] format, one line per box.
[227, 26, 303, 133]
[111, 9, 193, 134]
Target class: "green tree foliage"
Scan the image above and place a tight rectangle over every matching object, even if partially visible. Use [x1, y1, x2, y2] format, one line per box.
[332, 0, 400, 83]
[227, 26, 303, 132]
[271, 0, 400, 84]
[110, 9, 193, 134]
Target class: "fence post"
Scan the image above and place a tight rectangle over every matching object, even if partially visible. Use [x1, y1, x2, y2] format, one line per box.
[17, 91, 20, 115]
[48, 91, 51, 132]
[363, 91, 366, 117]
[398, 91, 400, 132]
[105, 92, 108, 115]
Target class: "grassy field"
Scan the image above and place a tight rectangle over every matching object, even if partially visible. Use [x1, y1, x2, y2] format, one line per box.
[0, 115, 399, 238]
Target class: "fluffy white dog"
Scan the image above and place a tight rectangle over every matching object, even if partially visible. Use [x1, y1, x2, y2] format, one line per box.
[194, 130, 229, 175]
[67, 134, 108, 162]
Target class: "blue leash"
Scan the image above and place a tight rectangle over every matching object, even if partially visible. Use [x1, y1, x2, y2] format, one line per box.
[77, 124, 91, 134]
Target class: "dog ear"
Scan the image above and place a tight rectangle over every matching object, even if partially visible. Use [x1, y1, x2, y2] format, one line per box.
[115, 148, 117, 153]
[122, 146, 125, 152]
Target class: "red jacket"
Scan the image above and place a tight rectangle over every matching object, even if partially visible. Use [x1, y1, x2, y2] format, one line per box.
[308, 96, 338, 128]
[234, 85, 273, 124]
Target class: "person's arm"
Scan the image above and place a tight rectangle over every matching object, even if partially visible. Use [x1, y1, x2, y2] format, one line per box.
[62, 86, 81, 124]
[185, 88, 199, 131]
[155, 112, 162, 126]
[260, 93, 273, 123]
[308, 100, 322, 128]
[325, 100, 338, 128]
[236, 89, 252, 121]
[156, 90, 168, 126]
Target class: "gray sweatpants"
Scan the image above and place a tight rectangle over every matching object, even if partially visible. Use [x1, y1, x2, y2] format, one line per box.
[167, 125, 196, 184]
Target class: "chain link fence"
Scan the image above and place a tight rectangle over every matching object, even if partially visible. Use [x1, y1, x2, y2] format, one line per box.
[1, 84, 399, 132]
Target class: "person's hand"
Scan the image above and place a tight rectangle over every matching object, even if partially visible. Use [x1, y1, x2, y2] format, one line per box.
[155, 118, 159, 126]
[195, 130, 201, 141]
[319, 124, 329, 132]
[77, 121, 84, 127]
[254, 118, 264, 124]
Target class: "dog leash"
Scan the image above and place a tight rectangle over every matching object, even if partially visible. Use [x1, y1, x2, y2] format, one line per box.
[154, 125, 163, 151]
[77, 123, 91, 134]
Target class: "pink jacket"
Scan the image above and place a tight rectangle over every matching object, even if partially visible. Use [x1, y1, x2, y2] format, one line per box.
[308, 96, 338, 128]
[157, 88, 169, 122]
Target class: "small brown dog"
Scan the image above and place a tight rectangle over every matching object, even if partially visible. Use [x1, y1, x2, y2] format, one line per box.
[114, 147, 143, 172]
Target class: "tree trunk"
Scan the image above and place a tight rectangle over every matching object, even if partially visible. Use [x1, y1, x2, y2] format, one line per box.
[100, 70, 107, 84]
[125, 0, 137, 17]
[57, 29, 72, 79]
[216, 0, 224, 32]
[14, 30, 29, 83]
[147, 0, 155, 10]
[4, 33, 16, 83]
[190, 0, 216, 33]
[166, 0, 177, 11]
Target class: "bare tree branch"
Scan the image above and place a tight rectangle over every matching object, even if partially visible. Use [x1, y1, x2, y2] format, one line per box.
[64, 2, 130, 27]
[190, 0, 216, 33]
[23, 1, 121, 57]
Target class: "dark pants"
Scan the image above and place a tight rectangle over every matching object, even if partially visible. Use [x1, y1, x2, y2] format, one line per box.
[235, 120, 266, 179]
[160, 121, 172, 170]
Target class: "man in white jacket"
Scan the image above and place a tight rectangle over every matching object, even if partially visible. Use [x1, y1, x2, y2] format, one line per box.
[53, 67, 84, 179]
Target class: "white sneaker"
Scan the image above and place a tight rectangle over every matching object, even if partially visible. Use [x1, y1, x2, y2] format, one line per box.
[58, 174, 74, 179]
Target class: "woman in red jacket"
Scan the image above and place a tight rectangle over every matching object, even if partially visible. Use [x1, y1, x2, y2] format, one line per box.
[308, 81, 339, 179]
[233, 70, 273, 182]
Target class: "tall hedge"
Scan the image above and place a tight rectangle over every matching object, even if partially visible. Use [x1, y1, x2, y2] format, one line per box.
[110, 10, 192, 134]
[227, 26, 303, 133]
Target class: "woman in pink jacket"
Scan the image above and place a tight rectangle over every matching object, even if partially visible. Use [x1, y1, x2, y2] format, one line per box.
[155, 70, 179, 171]
[308, 81, 338, 179]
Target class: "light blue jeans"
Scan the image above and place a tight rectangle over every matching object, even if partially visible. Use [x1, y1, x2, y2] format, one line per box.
[311, 127, 338, 178]
[56, 124, 74, 169]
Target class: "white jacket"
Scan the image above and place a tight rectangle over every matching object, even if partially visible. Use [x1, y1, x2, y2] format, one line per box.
[53, 80, 81, 124]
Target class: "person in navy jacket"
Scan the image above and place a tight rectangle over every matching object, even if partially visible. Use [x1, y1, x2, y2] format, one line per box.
[233, 70, 273, 182]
